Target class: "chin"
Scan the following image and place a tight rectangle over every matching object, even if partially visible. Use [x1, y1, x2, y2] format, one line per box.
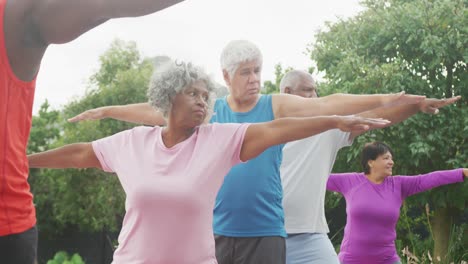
[194, 119, 205, 126]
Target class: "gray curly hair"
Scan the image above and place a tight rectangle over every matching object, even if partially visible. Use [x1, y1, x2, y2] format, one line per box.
[147, 61, 216, 117]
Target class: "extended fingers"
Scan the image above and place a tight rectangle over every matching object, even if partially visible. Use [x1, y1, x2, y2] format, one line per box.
[68, 114, 84, 122]
[442, 95, 462, 106]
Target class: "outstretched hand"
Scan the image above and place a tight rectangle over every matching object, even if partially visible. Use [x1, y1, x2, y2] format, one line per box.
[68, 107, 107, 122]
[336, 116, 391, 133]
[384, 91, 426, 108]
[419, 96, 462, 114]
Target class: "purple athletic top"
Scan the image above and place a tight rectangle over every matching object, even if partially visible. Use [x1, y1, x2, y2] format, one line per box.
[327, 169, 464, 264]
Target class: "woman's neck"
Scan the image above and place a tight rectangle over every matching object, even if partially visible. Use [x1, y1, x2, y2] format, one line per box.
[161, 123, 195, 148]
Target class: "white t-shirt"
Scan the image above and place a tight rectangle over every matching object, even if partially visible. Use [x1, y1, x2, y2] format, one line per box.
[281, 129, 352, 234]
[92, 123, 249, 264]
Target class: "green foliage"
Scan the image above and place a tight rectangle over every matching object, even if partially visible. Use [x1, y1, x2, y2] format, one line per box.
[309, 0, 467, 259]
[47, 251, 85, 264]
[262, 63, 293, 94]
[28, 101, 63, 233]
[29, 39, 154, 233]
[28, 100, 61, 154]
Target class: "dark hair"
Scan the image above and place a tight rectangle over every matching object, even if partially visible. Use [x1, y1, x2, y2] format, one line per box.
[361, 142, 393, 174]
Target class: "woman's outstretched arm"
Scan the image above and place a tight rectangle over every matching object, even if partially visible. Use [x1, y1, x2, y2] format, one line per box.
[28, 143, 102, 169]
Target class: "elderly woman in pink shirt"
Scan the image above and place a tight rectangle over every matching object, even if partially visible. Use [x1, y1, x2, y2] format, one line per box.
[28, 61, 389, 264]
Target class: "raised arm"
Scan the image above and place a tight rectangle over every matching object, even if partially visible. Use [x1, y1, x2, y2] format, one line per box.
[349, 96, 462, 139]
[6, 0, 184, 80]
[68, 103, 166, 126]
[399, 169, 466, 198]
[239, 115, 390, 161]
[28, 143, 102, 169]
[25, 0, 184, 44]
[272, 92, 425, 119]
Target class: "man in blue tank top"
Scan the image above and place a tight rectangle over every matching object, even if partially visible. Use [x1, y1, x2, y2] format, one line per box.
[210, 40, 426, 264]
[68, 40, 426, 263]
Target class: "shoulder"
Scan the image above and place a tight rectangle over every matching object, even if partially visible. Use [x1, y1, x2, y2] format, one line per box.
[214, 97, 226, 107]
[331, 172, 364, 181]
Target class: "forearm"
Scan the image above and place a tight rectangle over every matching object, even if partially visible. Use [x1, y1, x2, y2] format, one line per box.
[318, 93, 394, 115]
[358, 104, 419, 124]
[240, 116, 337, 161]
[403, 169, 465, 196]
[35, 0, 184, 44]
[268, 116, 338, 145]
[100, 0, 185, 18]
[106, 103, 166, 126]
[276, 92, 412, 118]
[28, 143, 100, 169]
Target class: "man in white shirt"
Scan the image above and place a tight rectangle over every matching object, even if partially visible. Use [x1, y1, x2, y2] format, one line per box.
[279, 70, 460, 264]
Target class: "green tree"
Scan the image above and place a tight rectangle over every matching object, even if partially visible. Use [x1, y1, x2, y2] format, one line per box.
[262, 63, 293, 94]
[30, 39, 154, 233]
[309, 0, 467, 261]
[28, 101, 63, 233]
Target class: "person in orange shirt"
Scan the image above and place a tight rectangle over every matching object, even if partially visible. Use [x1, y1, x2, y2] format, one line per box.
[0, 1, 184, 263]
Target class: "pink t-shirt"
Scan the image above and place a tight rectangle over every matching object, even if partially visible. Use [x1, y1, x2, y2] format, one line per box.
[92, 123, 249, 264]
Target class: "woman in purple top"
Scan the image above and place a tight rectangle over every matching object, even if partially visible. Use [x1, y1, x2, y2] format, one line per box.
[327, 141, 467, 264]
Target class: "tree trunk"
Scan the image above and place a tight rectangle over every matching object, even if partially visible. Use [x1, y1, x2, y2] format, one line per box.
[445, 64, 453, 98]
[431, 206, 457, 263]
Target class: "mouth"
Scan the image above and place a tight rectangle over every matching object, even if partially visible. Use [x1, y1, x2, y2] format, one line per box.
[247, 87, 260, 94]
[193, 109, 206, 116]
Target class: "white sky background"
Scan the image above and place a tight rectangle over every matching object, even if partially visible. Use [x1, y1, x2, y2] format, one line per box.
[35, 0, 364, 114]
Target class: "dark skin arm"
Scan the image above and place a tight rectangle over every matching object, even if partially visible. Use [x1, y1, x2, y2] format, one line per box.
[349, 96, 462, 140]
[239, 115, 390, 162]
[28, 143, 102, 169]
[4, 0, 184, 81]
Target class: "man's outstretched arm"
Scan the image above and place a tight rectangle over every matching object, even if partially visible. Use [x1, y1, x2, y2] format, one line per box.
[349, 95, 462, 140]
[272, 91, 425, 119]
[32, 0, 185, 44]
[6, 0, 184, 80]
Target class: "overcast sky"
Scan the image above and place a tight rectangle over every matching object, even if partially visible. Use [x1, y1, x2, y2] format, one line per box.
[35, 0, 364, 114]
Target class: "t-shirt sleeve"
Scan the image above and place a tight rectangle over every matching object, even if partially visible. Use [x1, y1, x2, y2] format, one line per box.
[205, 123, 250, 166]
[331, 129, 353, 149]
[398, 169, 464, 198]
[327, 172, 358, 194]
[91, 129, 133, 173]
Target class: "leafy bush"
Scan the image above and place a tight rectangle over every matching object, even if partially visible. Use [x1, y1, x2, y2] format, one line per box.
[47, 251, 85, 264]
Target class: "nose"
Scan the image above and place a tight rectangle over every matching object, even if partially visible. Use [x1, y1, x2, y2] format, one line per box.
[195, 95, 208, 108]
[249, 71, 260, 82]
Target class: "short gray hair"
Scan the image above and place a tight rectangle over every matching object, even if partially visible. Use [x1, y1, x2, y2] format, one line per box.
[220, 40, 263, 77]
[147, 61, 216, 117]
[279, 70, 311, 93]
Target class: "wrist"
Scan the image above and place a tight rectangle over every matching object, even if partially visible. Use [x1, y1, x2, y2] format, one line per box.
[104, 106, 119, 119]
[331, 115, 342, 129]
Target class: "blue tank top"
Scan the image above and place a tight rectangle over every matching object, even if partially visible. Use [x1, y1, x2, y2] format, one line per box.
[210, 95, 286, 237]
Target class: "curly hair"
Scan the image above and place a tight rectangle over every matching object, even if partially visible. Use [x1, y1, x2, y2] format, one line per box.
[147, 61, 216, 117]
